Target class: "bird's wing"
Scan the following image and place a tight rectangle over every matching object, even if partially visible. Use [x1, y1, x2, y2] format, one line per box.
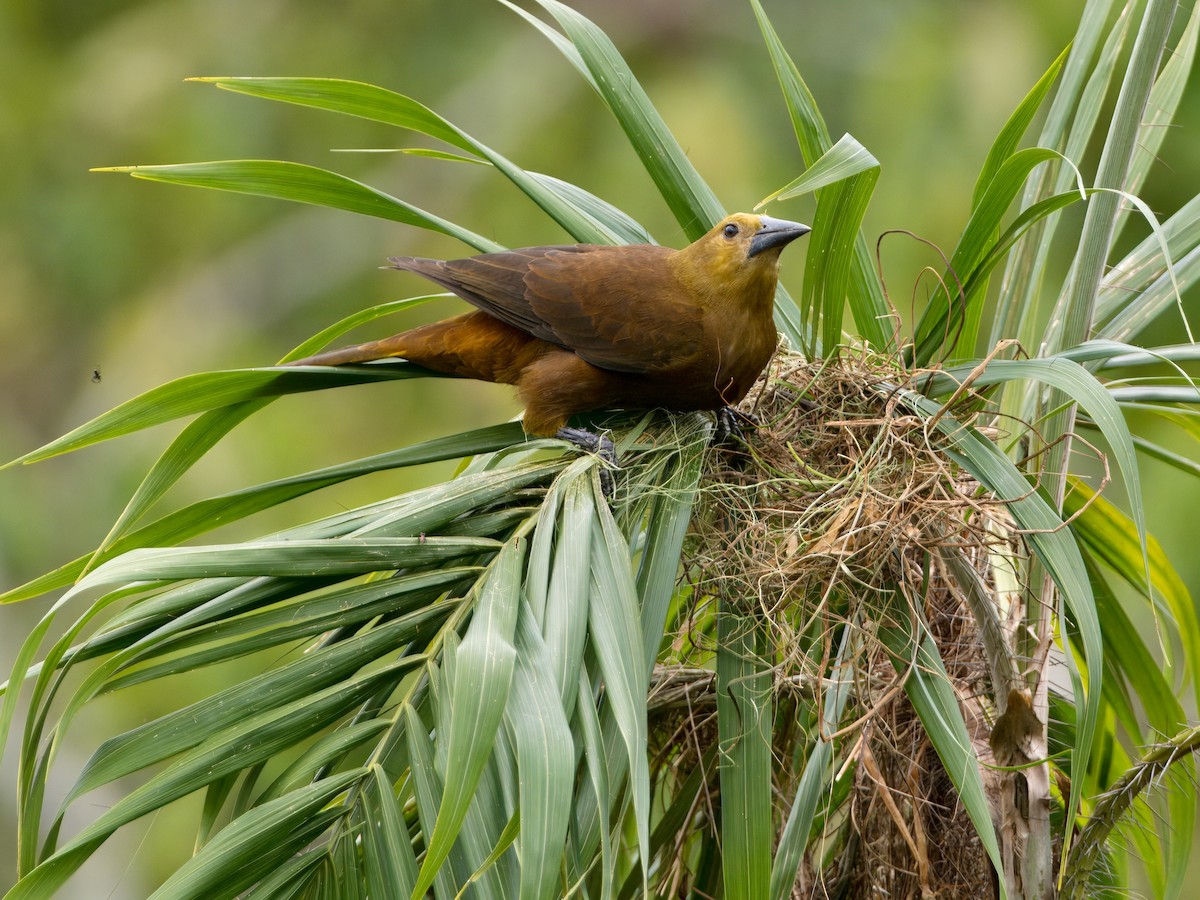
[389, 249, 557, 341]
[390, 245, 705, 374]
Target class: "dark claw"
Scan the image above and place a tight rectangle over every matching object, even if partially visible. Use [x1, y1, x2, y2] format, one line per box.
[555, 427, 618, 496]
[714, 406, 759, 447]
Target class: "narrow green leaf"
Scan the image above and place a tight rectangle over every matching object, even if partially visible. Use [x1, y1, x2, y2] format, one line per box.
[913, 147, 1077, 364]
[0, 615, 54, 776]
[1097, 189, 1194, 342]
[450, 730, 518, 899]
[55, 475, 523, 675]
[1053, 0, 1176, 349]
[1098, 244, 1200, 342]
[241, 847, 326, 900]
[528, 173, 656, 245]
[1110, 385, 1200, 404]
[1065, 480, 1200, 703]
[497, 0, 590, 84]
[100, 572, 471, 696]
[64, 610, 437, 805]
[770, 626, 856, 900]
[413, 640, 516, 899]
[972, 45, 1069, 206]
[1098, 193, 1200, 333]
[143, 422, 524, 546]
[363, 765, 419, 898]
[717, 609, 773, 900]
[8, 586, 146, 864]
[288, 296, 451, 364]
[99, 159, 500, 252]
[1084, 560, 1196, 900]
[192, 76, 474, 150]
[63, 536, 498, 587]
[2, 423, 528, 605]
[942, 546, 1021, 700]
[526, 0, 725, 237]
[900, 392, 1101, 863]
[635, 420, 706, 670]
[1119, 2, 1200, 232]
[588, 484, 651, 891]
[5, 365, 431, 468]
[749, 0, 830, 161]
[410, 537, 524, 900]
[334, 830, 367, 900]
[258, 719, 391, 805]
[93, 403, 266, 570]
[67, 536, 463, 683]
[145, 771, 363, 900]
[460, 811, 522, 896]
[573, 664, 612, 900]
[404, 703, 465, 899]
[542, 473, 594, 715]
[506, 603, 573, 900]
[808, 148, 880, 355]
[749, 0, 891, 349]
[87, 295, 446, 565]
[715, 609, 772, 897]
[344, 146, 487, 164]
[12, 663, 395, 900]
[1126, 431, 1200, 482]
[756, 133, 881, 354]
[877, 602, 1008, 899]
[1043, 0, 1179, 538]
[197, 77, 633, 244]
[951, 41, 1065, 358]
[524, 464, 569, 626]
[416, 630, 516, 899]
[961, 190, 1089, 310]
[2, 535, 491, 784]
[991, 1, 1126, 352]
[195, 773, 239, 852]
[757, 133, 880, 206]
[923, 355, 1148, 594]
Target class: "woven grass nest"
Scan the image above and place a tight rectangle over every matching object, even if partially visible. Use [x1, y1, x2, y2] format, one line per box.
[651, 348, 1037, 899]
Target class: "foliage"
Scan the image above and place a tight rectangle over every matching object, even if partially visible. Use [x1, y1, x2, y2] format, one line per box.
[3, 0, 1200, 897]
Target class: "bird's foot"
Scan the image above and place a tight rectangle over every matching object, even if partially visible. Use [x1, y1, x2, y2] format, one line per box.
[714, 406, 759, 447]
[555, 427, 618, 496]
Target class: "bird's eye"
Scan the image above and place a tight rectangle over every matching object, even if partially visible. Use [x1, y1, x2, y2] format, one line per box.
[722, 223, 740, 238]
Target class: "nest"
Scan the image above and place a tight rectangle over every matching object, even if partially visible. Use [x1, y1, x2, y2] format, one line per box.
[658, 348, 1038, 899]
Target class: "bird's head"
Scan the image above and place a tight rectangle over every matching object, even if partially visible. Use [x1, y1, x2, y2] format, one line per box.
[675, 213, 811, 307]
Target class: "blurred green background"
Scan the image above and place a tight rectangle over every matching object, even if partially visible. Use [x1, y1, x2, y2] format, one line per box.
[1, 0, 1197, 895]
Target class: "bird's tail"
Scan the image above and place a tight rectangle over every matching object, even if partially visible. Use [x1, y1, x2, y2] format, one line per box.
[285, 311, 539, 383]
[286, 335, 410, 368]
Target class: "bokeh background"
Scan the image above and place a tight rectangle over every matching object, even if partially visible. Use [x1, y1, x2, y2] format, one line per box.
[1, 0, 1196, 894]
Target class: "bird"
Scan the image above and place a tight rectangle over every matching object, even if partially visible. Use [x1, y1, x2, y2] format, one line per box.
[288, 213, 810, 473]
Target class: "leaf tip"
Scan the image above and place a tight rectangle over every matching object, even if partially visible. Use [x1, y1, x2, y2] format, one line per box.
[0, 451, 39, 471]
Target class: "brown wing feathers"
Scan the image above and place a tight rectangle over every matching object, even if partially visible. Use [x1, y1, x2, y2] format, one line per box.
[388, 250, 571, 347]
[383, 245, 697, 376]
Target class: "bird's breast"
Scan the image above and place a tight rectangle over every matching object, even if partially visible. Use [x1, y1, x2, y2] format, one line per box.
[715, 322, 777, 401]
[644, 309, 775, 408]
